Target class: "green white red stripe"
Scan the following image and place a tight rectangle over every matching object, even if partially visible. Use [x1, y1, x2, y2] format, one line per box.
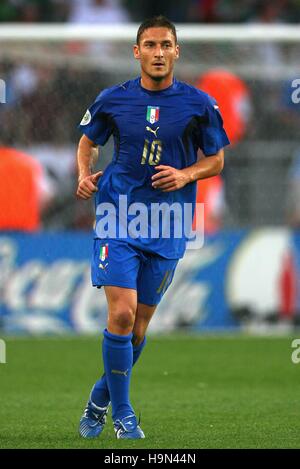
[100, 244, 108, 262]
[146, 106, 160, 124]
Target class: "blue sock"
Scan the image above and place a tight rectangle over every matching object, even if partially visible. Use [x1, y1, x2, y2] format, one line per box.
[101, 329, 134, 421]
[91, 336, 147, 409]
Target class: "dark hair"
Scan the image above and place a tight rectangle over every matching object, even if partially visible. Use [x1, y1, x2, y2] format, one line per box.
[136, 15, 177, 45]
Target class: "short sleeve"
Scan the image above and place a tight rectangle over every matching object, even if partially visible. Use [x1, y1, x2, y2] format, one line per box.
[78, 92, 113, 146]
[197, 96, 230, 156]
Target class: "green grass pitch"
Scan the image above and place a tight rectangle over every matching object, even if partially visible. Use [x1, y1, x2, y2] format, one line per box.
[0, 334, 299, 449]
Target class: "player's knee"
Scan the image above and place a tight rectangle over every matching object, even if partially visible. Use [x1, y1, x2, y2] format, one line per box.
[111, 306, 135, 331]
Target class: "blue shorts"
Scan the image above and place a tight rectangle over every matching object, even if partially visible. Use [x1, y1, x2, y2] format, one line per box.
[91, 238, 179, 306]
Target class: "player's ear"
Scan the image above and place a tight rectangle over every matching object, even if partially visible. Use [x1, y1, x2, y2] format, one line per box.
[133, 44, 140, 60]
[175, 44, 180, 60]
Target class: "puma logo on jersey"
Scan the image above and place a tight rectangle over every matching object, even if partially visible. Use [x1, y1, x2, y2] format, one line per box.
[146, 126, 159, 137]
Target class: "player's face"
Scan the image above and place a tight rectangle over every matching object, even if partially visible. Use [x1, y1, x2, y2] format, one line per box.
[133, 27, 179, 85]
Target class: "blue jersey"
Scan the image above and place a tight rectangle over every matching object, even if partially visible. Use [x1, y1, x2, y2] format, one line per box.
[79, 77, 229, 259]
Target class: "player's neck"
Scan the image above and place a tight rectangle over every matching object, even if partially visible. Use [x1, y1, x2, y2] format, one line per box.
[140, 74, 174, 92]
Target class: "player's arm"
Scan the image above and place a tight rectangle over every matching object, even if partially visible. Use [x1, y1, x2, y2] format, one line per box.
[151, 148, 224, 193]
[76, 134, 103, 200]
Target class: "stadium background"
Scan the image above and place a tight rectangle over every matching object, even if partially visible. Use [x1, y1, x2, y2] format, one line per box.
[1, 0, 300, 449]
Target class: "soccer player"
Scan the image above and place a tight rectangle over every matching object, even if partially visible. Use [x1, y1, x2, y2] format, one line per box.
[76, 15, 229, 439]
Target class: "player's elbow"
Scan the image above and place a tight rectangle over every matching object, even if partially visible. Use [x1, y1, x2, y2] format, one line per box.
[214, 150, 224, 174]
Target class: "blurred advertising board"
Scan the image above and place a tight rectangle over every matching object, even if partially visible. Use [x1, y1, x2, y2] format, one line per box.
[0, 229, 299, 334]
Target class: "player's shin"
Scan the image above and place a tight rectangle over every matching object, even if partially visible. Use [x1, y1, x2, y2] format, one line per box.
[90, 336, 147, 407]
[102, 328, 134, 421]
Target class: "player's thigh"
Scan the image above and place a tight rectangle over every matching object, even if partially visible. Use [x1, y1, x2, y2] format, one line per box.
[105, 285, 137, 315]
[137, 255, 179, 307]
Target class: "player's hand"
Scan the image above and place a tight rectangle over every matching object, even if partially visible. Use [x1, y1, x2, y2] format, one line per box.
[151, 165, 190, 192]
[76, 171, 103, 199]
